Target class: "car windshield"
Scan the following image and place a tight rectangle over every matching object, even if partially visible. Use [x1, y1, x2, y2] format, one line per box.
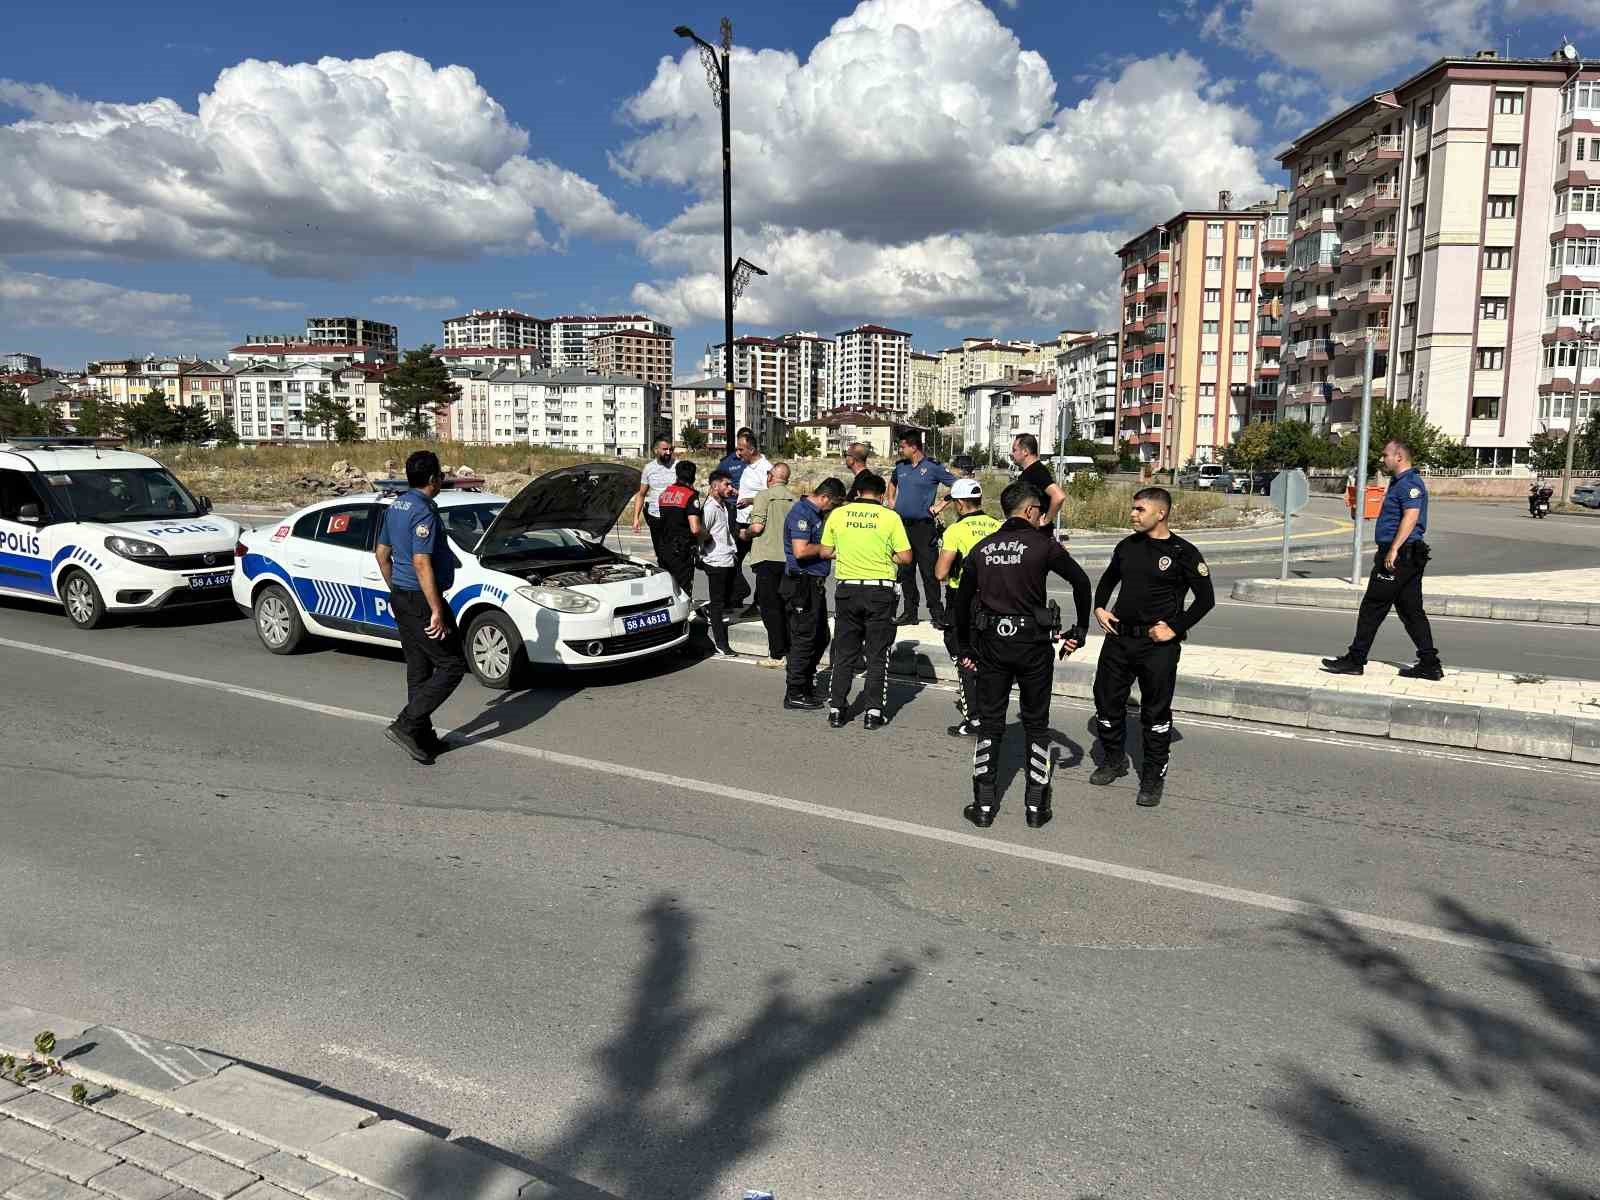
[39, 467, 201, 521]
[438, 502, 507, 552]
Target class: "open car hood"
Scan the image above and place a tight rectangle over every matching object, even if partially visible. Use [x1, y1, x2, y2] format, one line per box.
[475, 462, 640, 555]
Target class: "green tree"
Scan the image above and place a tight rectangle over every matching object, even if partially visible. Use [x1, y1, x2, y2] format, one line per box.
[381, 345, 460, 438]
[1223, 420, 1275, 469]
[911, 405, 955, 431]
[1529, 429, 1570, 472]
[74, 393, 113, 437]
[211, 415, 240, 446]
[1432, 439, 1477, 470]
[0, 381, 49, 438]
[303, 388, 345, 441]
[122, 388, 174, 444]
[333, 411, 364, 443]
[679, 421, 708, 452]
[775, 429, 820, 458]
[1265, 420, 1320, 468]
[1581, 411, 1600, 471]
[163, 403, 214, 445]
[1364, 398, 1445, 473]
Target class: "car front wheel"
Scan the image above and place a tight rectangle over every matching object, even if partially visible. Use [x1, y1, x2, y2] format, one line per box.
[253, 583, 307, 654]
[60, 568, 107, 629]
[465, 609, 527, 690]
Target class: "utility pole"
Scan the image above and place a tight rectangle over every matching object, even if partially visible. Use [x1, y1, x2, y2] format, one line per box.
[1350, 334, 1376, 584]
[1564, 320, 1593, 505]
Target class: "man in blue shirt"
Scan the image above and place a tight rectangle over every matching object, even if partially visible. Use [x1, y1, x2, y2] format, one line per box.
[885, 430, 958, 628]
[780, 476, 846, 709]
[375, 450, 467, 763]
[1323, 438, 1443, 680]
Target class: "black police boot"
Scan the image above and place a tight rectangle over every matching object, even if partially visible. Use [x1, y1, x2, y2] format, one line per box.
[896, 609, 918, 626]
[946, 720, 980, 737]
[827, 706, 848, 729]
[784, 691, 824, 710]
[384, 723, 434, 766]
[1398, 655, 1444, 681]
[1321, 654, 1365, 675]
[1024, 741, 1053, 828]
[1088, 755, 1129, 786]
[863, 709, 886, 731]
[1024, 784, 1052, 828]
[964, 779, 999, 828]
[1136, 767, 1165, 808]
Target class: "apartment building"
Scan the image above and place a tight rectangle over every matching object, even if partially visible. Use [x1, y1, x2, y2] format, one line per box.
[226, 342, 392, 369]
[934, 337, 1052, 421]
[440, 369, 660, 455]
[1117, 192, 1289, 466]
[1055, 332, 1121, 447]
[792, 409, 922, 459]
[588, 327, 674, 394]
[433, 347, 546, 373]
[961, 376, 1060, 456]
[440, 308, 551, 357]
[86, 357, 235, 421]
[668, 377, 782, 450]
[548, 314, 671, 370]
[908, 351, 940, 416]
[1278, 52, 1597, 461]
[836, 324, 911, 412]
[2, 352, 42, 375]
[707, 331, 835, 422]
[305, 316, 398, 352]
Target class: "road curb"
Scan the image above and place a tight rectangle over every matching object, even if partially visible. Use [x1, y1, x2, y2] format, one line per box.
[720, 622, 1600, 764]
[1230, 578, 1600, 625]
[0, 1001, 549, 1199]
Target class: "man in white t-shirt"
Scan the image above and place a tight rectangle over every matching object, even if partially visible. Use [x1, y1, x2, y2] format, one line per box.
[700, 468, 740, 656]
[630, 437, 677, 566]
[733, 433, 771, 615]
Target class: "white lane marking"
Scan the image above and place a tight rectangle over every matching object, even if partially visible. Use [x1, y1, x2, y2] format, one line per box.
[1, 635, 1595, 973]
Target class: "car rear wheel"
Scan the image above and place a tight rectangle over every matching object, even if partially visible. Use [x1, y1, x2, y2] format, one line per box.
[60, 568, 107, 630]
[253, 583, 307, 654]
[466, 610, 526, 690]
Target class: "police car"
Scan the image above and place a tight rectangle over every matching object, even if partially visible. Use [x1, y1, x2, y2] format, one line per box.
[0, 438, 240, 628]
[232, 462, 690, 688]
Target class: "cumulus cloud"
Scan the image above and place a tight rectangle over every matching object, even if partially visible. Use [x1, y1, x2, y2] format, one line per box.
[371, 293, 460, 309]
[225, 296, 302, 311]
[0, 52, 644, 278]
[0, 266, 221, 341]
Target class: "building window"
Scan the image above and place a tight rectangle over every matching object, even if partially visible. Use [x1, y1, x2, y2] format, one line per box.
[1494, 91, 1524, 115]
[1240, 225, 1255, 241]
[1487, 196, 1516, 219]
[1236, 256, 1253, 270]
[1234, 320, 1251, 335]
[1232, 351, 1248, 369]
[1406, 253, 1421, 278]
[1205, 256, 1223, 270]
[1403, 302, 1418, 326]
[1471, 396, 1501, 420]
[1477, 347, 1504, 370]
[1479, 297, 1508, 320]
[1236, 289, 1253, 305]
[1581, 138, 1589, 162]
[1204, 289, 1221, 303]
[1414, 153, 1428, 177]
[1201, 351, 1218, 366]
[1207, 221, 1224, 236]
[1199, 383, 1216, 398]
[1415, 103, 1432, 128]
[1202, 320, 1219, 333]
[1399, 351, 1414, 373]
[1409, 203, 1424, 228]
[1490, 144, 1521, 168]
[1483, 247, 1512, 270]
[1561, 138, 1570, 164]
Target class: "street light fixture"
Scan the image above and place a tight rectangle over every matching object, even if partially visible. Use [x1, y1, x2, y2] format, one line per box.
[675, 18, 742, 455]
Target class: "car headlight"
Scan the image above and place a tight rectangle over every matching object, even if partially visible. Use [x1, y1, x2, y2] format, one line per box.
[516, 585, 600, 613]
[105, 535, 166, 560]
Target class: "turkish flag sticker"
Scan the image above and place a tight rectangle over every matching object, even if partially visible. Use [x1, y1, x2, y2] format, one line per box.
[328, 513, 351, 534]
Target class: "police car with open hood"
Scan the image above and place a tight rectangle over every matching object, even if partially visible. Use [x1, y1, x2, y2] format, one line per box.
[232, 461, 690, 688]
[0, 438, 239, 628]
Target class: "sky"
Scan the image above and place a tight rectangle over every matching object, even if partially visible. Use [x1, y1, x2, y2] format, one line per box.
[4, 0, 1599, 375]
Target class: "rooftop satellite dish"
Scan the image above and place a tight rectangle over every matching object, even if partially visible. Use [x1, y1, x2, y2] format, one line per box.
[1563, 39, 1579, 61]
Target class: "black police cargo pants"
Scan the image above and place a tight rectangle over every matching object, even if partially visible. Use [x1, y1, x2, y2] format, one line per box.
[942, 620, 980, 725]
[971, 630, 1055, 794]
[390, 588, 467, 738]
[660, 541, 695, 601]
[1348, 544, 1436, 663]
[1092, 634, 1180, 778]
[896, 519, 945, 622]
[782, 574, 829, 695]
[644, 512, 667, 565]
[828, 585, 898, 712]
[753, 561, 790, 659]
[702, 563, 738, 651]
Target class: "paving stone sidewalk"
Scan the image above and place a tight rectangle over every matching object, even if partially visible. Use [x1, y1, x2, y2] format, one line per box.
[1232, 568, 1600, 624]
[0, 1006, 546, 1200]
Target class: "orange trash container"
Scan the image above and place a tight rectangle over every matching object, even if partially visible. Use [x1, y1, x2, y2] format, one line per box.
[1344, 482, 1384, 519]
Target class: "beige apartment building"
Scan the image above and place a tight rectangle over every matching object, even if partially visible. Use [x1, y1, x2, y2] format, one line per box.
[709, 332, 835, 423]
[836, 324, 911, 412]
[908, 350, 940, 416]
[1279, 51, 1600, 461]
[441, 308, 551, 357]
[588, 327, 675, 394]
[934, 337, 1057, 421]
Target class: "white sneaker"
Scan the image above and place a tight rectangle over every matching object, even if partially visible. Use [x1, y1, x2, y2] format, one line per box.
[758, 656, 784, 669]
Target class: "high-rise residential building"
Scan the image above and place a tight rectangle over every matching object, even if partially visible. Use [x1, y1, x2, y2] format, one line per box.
[588, 327, 675, 394]
[669, 377, 782, 450]
[934, 337, 1053, 422]
[908, 351, 940, 417]
[706, 331, 835, 422]
[1055, 332, 1121, 447]
[441, 308, 552, 356]
[1278, 51, 1600, 461]
[3, 352, 43, 375]
[305, 316, 398, 352]
[440, 369, 661, 455]
[225, 341, 393, 368]
[836, 323, 911, 412]
[1117, 191, 1289, 466]
[548, 314, 671, 370]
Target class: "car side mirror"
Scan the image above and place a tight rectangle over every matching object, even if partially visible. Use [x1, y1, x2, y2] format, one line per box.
[198, 495, 213, 514]
[17, 502, 43, 525]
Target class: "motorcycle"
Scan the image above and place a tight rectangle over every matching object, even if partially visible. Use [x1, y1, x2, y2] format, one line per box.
[1529, 485, 1553, 519]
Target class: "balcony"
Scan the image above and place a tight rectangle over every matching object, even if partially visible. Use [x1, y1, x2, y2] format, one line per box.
[1288, 299, 1334, 325]
[1345, 133, 1404, 176]
[1345, 181, 1401, 220]
[1295, 166, 1344, 197]
[1340, 230, 1398, 266]
[1333, 324, 1391, 354]
[1291, 338, 1334, 363]
[1256, 362, 1281, 378]
[1142, 322, 1168, 343]
[1297, 257, 1338, 281]
[1145, 276, 1169, 298]
[1260, 267, 1287, 286]
[1340, 278, 1395, 310]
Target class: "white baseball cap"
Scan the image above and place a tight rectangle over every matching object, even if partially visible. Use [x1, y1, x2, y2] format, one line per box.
[950, 478, 983, 500]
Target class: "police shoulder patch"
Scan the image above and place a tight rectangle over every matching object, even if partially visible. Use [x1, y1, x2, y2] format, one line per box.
[415, 523, 431, 539]
[796, 519, 808, 530]
[1197, 561, 1209, 577]
[1408, 487, 1420, 499]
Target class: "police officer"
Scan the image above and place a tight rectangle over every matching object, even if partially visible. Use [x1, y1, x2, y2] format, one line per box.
[374, 449, 466, 765]
[886, 431, 957, 627]
[781, 477, 847, 709]
[953, 481, 1092, 829]
[1089, 487, 1215, 808]
[1322, 437, 1443, 680]
[820, 472, 912, 729]
[933, 477, 1001, 737]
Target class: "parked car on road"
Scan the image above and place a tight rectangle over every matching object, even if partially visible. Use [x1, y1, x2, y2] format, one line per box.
[1213, 471, 1251, 494]
[1179, 463, 1227, 490]
[1573, 482, 1600, 509]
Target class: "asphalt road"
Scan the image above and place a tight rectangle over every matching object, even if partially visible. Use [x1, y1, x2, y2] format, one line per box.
[0, 600, 1596, 1200]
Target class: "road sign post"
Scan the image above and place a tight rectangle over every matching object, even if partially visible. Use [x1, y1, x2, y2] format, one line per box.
[1269, 468, 1310, 581]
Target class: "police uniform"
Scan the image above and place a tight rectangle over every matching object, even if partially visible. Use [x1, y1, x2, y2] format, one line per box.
[938, 508, 1002, 731]
[890, 455, 958, 624]
[1345, 467, 1438, 670]
[1090, 532, 1215, 804]
[821, 499, 911, 727]
[781, 496, 830, 703]
[953, 518, 1092, 827]
[377, 488, 466, 752]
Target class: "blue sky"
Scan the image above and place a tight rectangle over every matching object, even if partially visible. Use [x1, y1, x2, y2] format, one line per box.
[2, 0, 1594, 372]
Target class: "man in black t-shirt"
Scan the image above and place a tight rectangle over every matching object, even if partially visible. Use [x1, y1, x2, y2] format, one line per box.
[1088, 486, 1214, 809]
[1009, 434, 1067, 528]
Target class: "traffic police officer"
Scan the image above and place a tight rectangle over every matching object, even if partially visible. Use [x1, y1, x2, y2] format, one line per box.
[1322, 438, 1443, 680]
[886, 431, 957, 627]
[374, 449, 466, 766]
[819, 471, 912, 729]
[953, 481, 1092, 829]
[781, 476, 847, 709]
[1089, 487, 1215, 808]
[933, 477, 1001, 737]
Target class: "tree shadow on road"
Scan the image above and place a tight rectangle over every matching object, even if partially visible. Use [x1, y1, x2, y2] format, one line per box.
[1273, 899, 1600, 1200]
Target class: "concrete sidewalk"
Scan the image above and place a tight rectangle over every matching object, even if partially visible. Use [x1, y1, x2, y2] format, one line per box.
[1232, 568, 1600, 625]
[0, 1004, 546, 1200]
[720, 617, 1600, 764]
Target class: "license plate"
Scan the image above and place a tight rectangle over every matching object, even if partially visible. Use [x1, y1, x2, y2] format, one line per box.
[622, 608, 671, 634]
[188, 571, 232, 590]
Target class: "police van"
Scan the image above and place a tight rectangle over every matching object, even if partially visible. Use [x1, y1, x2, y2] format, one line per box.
[0, 438, 240, 628]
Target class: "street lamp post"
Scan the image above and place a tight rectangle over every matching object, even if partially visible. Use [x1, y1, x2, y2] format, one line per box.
[675, 19, 738, 455]
[1565, 319, 1596, 505]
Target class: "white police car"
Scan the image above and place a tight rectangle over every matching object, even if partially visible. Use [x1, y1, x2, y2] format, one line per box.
[0, 438, 239, 628]
[232, 462, 690, 688]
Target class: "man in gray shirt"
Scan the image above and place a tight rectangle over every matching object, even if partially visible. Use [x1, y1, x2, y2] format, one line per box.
[631, 436, 677, 566]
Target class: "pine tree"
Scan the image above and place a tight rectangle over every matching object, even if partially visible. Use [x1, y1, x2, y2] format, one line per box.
[381, 346, 460, 439]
